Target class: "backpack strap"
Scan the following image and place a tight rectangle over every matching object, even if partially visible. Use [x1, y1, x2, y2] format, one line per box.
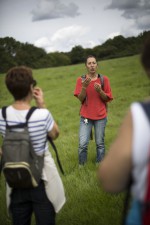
[81, 74, 104, 90]
[98, 74, 104, 90]
[1, 106, 7, 120]
[26, 106, 37, 122]
[2, 106, 37, 128]
[140, 101, 150, 121]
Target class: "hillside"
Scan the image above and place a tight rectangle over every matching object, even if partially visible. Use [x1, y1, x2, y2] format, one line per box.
[0, 55, 149, 225]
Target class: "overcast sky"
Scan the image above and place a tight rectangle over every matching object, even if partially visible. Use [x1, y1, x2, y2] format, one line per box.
[0, 0, 150, 53]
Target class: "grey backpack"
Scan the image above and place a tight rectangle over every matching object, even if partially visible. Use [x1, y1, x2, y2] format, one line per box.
[1, 106, 44, 189]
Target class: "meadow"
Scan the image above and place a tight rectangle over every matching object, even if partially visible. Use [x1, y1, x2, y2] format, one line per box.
[0, 55, 149, 225]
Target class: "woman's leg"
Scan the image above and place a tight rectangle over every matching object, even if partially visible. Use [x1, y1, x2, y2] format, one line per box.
[94, 118, 107, 163]
[78, 117, 93, 165]
[32, 181, 56, 225]
[10, 189, 32, 225]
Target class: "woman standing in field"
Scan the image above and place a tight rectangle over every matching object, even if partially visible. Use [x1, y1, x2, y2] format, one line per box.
[0, 66, 66, 225]
[74, 55, 113, 166]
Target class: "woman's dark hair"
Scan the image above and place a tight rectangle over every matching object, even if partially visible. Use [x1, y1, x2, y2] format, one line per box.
[5, 66, 37, 100]
[85, 55, 97, 64]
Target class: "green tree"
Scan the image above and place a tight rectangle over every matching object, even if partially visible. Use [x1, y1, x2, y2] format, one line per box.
[0, 37, 18, 73]
[70, 45, 85, 64]
[48, 52, 71, 67]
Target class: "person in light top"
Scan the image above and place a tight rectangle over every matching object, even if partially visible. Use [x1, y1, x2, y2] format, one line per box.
[0, 66, 66, 225]
[98, 36, 150, 225]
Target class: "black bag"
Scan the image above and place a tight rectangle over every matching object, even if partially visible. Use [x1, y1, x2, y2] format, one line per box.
[1, 106, 44, 189]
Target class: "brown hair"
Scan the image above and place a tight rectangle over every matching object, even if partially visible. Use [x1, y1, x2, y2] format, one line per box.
[5, 66, 36, 100]
[85, 55, 97, 65]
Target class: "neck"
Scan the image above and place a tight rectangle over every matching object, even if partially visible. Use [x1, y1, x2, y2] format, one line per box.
[12, 100, 31, 110]
[88, 73, 97, 80]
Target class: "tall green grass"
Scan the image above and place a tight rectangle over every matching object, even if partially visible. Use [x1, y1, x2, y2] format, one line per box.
[0, 55, 149, 225]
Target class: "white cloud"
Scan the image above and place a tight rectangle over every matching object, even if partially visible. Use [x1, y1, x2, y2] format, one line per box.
[31, 0, 80, 21]
[107, 32, 120, 39]
[51, 25, 89, 42]
[34, 25, 92, 52]
[34, 37, 51, 49]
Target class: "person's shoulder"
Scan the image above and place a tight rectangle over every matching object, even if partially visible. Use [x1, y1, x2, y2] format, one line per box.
[101, 74, 109, 80]
[0, 105, 12, 118]
[100, 75, 110, 84]
[131, 98, 150, 108]
[35, 107, 49, 112]
[31, 108, 52, 120]
[34, 108, 50, 115]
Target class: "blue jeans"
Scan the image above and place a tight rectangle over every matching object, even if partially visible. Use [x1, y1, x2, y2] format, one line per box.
[10, 180, 55, 225]
[78, 117, 107, 164]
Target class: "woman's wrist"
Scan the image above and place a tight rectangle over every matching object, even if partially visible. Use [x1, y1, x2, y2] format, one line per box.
[36, 100, 46, 108]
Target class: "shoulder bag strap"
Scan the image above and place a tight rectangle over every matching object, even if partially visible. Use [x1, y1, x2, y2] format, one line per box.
[2, 106, 37, 128]
[26, 106, 37, 123]
[47, 136, 65, 175]
[98, 74, 104, 90]
[1, 106, 7, 121]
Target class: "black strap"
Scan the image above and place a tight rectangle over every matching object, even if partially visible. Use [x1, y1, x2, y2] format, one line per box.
[122, 101, 150, 225]
[140, 101, 150, 121]
[1, 106, 7, 120]
[98, 74, 104, 89]
[81, 74, 104, 89]
[2, 106, 37, 128]
[48, 136, 65, 175]
[26, 106, 37, 121]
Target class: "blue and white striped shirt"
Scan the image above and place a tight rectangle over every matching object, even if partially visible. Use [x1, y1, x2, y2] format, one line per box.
[0, 106, 54, 155]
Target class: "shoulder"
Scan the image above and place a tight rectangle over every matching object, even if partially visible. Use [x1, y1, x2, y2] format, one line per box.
[76, 76, 82, 81]
[131, 102, 145, 115]
[32, 108, 50, 116]
[101, 75, 109, 82]
[130, 101, 150, 125]
[75, 77, 82, 86]
[29, 108, 53, 122]
[98, 74, 110, 83]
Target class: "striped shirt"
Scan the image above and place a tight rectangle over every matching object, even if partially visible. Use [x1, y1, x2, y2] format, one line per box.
[0, 106, 54, 155]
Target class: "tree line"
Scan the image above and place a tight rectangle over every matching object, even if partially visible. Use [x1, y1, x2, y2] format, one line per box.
[0, 30, 150, 73]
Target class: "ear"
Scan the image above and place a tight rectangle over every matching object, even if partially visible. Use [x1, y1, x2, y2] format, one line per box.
[30, 84, 34, 95]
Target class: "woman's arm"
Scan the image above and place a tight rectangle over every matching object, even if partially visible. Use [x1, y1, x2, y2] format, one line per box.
[77, 77, 91, 103]
[33, 87, 59, 140]
[98, 110, 133, 193]
[48, 122, 59, 140]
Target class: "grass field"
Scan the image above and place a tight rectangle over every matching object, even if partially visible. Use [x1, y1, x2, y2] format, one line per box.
[0, 55, 149, 225]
